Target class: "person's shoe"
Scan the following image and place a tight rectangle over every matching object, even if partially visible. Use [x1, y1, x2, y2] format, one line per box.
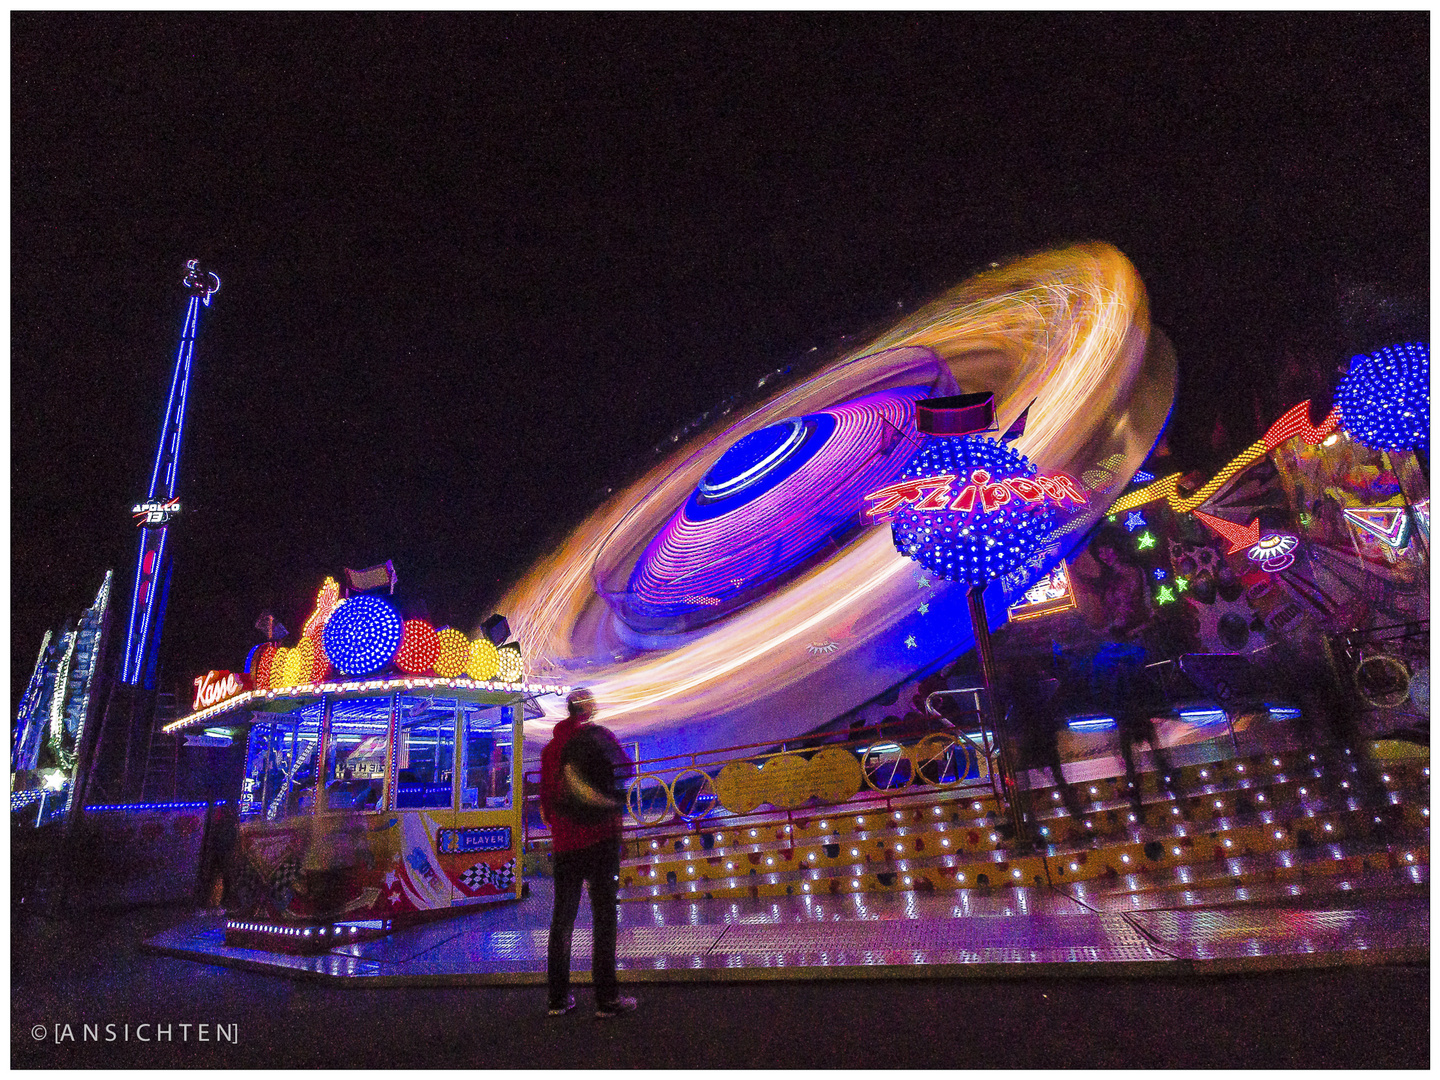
[547, 994, 576, 1017]
[595, 995, 638, 1018]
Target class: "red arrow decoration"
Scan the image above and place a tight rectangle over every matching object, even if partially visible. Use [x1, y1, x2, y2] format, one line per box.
[1193, 509, 1262, 554]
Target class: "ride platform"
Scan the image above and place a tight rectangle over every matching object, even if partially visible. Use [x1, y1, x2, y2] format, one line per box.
[144, 876, 1425, 986]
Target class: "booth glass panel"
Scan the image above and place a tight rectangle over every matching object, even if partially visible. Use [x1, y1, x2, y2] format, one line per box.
[396, 699, 456, 809]
[240, 722, 279, 822]
[324, 696, 391, 812]
[461, 705, 513, 810]
[245, 710, 322, 821]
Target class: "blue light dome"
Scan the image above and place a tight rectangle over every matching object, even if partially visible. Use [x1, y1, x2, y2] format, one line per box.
[322, 595, 404, 676]
[687, 413, 836, 521]
[890, 436, 1056, 587]
[1337, 342, 1429, 452]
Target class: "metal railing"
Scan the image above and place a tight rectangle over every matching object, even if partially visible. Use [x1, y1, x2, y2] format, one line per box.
[522, 700, 1005, 854]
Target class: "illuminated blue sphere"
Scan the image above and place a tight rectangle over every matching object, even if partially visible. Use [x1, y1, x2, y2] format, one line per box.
[891, 436, 1055, 588]
[1337, 342, 1429, 452]
[322, 595, 403, 676]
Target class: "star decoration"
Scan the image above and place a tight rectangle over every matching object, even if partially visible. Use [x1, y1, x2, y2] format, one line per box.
[904, 635, 917, 648]
[918, 602, 929, 615]
[1136, 531, 1157, 550]
[916, 576, 931, 589]
[1124, 511, 1147, 533]
[1155, 585, 1175, 604]
[1175, 576, 1189, 592]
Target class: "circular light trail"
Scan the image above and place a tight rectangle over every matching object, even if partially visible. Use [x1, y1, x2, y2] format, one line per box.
[619, 387, 931, 633]
[502, 243, 1177, 759]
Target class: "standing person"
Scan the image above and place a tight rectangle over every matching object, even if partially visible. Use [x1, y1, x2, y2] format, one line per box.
[539, 688, 638, 1019]
[1094, 642, 1178, 815]
[1008, 649, 1086, 823]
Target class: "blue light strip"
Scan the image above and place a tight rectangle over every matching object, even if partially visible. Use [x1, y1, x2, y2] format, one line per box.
[83, 800, 224, 813]
[147, 296, 199, 499]
[1178, 707, 1228, 726]
[126, 526, 168, 684]
[166, 303, 200, 497]
[1067, 715, 1117, 732]
[121, 532, 150, 684]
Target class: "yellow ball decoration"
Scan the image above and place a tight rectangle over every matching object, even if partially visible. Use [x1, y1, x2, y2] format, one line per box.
[270, 646, 293, 688]
[283, 639, 315, 687]
[465, 638, 500, 681]
[495, 644, 524, 683]
[434, 628, 470, 678]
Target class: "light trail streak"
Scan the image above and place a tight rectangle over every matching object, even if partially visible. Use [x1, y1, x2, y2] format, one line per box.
[502, 243, 1175, 755]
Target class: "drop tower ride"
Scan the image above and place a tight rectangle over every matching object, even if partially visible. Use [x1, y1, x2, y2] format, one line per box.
[119, 259, 220, 688]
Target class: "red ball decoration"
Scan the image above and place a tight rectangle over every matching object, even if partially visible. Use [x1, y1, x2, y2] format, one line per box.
[248, 643, 278, 691]
[309, 638, 332, 683]
[396, 619, 441, 675]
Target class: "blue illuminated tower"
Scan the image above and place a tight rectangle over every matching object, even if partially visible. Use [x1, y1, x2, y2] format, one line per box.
[119, 260, 220, 687]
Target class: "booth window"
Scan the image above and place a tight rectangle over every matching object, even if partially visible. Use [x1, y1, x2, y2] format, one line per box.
[324, 697, 391, 812]
[461, 706, 513, 810]
[243, 711, 321, 821]
[239, 722, 276, 821]
[395, 700, 455, 809]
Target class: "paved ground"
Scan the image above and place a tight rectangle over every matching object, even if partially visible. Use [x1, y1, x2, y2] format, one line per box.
[12, 902, 1428, 1069]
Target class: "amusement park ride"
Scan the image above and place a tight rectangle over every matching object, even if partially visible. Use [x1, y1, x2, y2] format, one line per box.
[121, 259, 221, 688]
[13, 260, 220, 823]
[14, 246, 1430, 957]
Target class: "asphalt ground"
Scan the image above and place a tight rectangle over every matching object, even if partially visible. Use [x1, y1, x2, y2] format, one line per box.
[11, 902, 1429, 1069]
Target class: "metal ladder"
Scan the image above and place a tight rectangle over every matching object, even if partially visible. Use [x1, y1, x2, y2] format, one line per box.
[138, 691, 181, 801]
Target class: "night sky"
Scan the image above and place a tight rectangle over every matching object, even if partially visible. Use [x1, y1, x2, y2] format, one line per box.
[12, 12, 1428, 707]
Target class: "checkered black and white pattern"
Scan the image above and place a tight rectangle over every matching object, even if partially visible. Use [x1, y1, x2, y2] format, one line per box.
[460, 858, 516, 893]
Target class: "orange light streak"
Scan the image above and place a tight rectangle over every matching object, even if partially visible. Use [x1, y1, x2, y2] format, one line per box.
[502, 243, 1173, 746]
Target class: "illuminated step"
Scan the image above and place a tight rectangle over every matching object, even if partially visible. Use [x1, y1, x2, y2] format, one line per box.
[622, 826, 1010, 890]
[1069, 864, 1430, 912]
[1053, 834, 1427, 899]
[621, 850, 1052, 902]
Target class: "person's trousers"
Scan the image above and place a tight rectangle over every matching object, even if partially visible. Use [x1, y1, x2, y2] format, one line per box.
[547, 838, 621, 1007]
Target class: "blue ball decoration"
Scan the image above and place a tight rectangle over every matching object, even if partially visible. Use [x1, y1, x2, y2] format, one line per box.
[891, 436, 1056, 587]
[322, 595, 404, 676]
[1337, 342, 1429, 452]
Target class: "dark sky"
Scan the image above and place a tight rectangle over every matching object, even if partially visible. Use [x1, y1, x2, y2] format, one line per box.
[12, 12, 1428, 706]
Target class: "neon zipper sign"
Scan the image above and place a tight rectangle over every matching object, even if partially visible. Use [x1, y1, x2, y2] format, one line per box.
[864, 469, 1089, 523]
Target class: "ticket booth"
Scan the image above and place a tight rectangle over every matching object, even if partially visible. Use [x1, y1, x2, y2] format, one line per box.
[212, 684, 527, 951]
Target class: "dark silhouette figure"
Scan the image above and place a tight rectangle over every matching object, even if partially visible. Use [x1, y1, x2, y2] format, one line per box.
[1007, 652, 1086, 824]
[539, 689, 638, 1019]
[1093, 642, 1179, 816]
[1269, 636, 1390, 825]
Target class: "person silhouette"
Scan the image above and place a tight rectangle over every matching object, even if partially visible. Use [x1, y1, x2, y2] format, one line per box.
[539, 689, 638, 1019]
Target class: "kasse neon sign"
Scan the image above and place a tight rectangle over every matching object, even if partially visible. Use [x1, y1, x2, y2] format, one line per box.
[192, 670, 250, 712]
[863, 469, 1089, 523]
